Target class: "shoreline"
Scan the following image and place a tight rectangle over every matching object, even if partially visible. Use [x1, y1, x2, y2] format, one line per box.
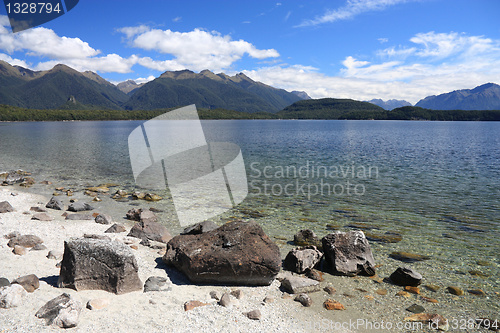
[1, 176, 499, 332]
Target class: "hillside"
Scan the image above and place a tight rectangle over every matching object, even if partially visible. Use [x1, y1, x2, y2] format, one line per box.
[0, 61, 128, 109]
[123, 69, 302, 113]
[277, 98, 386, 119]
[416, 83, 500, 110]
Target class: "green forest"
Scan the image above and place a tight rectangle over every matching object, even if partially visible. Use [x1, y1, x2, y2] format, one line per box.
[0, 103, 499, 122]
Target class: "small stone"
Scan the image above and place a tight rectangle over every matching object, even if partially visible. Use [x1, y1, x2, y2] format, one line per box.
[293, 229, 321, 248]
[390, 267, 422, 286]
[143, 276, 171, 292]
[86, 298, 110, 310]
[30, 207, 47, 212]
[424, 284, 440, 292]
[31, 212, 53, 221]
[219, 293, 237, 308]
[8, 234, 43, 248]
[447, 286, 464, 296]
[406, 304, 425, 314]
[281, 293, 292, 299]
[144, 193, 162, 201]
[468, 289, 486, 297]
[405, 286, 420, 294]
[31, 243, 47, 251]
[364, 295, 375, 301]
[244, 309, 261, 320]
[230, 289, 244, 299]
[184, 300, 208, 311]
[370, 275, 384, 284]
[13, 245, 27, 255]
[65, 213, 93, 220]
[390, 251, 431, 263]
[281, 275, 320, 294]
[95, 214, 113, 225]
[421, 296, 439, 303]
[305, 269, 324, 282]
[86, 186, 110, 193]
[47, 250, 63, 260]
[324, 286, 337, 295]
[263, 296, 275, 304]
[469, 270, 490, 278]
[45, 196, 64, 210]
[209, 291, 222, 301]
[93, 197, 102, 202]
[323, 299, 345, 310]
[181, 220, 218, 235]
[4, 231, 20, 239]
[396, 291, 411, 298]
[404, 313, 449, 331]
[0, 278, 10, 288]
[294, 293, 312, 307]
[0, 201, 15, 213]
[476, 260, 491, 266]
[68, 202, 94, 212]
[0, 284, 27, 308]
[375, 288, 387, 295]
[12, 274, 39, 293]
[104, 223, 127, 233]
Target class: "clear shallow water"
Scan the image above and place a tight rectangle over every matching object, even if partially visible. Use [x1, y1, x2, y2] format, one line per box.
[1, 119, 499, 319]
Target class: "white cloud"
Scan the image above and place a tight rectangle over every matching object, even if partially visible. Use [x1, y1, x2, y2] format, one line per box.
[119, 26, 279, 72]
[297, 0, 416, 27]
[0, 53, 29, 67]
[243, 31, 500, 104]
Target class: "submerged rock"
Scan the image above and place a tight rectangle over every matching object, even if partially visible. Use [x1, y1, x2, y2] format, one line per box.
[390, 267, 422, 286]
[293, 229, 322, 249]
[164, 220, 281, 286]
[389, 251, 431, 263]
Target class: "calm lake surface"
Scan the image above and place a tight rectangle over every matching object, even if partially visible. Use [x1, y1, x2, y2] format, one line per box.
[1, 119, 499, 315]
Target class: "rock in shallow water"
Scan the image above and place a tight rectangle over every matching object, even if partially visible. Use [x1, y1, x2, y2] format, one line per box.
[390, 267, 422, 286]
[283, 246, 323, 274]
[164, 220, 281, 286]
[322, 230, 376, 276]
[389, 251, 430, 263]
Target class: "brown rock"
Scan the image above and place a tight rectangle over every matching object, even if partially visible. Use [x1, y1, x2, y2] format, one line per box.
[404, 313, 449, 331]
[424, 284, 440, 292]
[12, 245, 27, 255]
[305, 269, 324, 282]
[7, 234, 43, 248]
[396, 291, 411, 298]
[244, 309, 261, 320]
[421, 296, 439, 303]
[164, 220, 281, 286]
[0, 201, 14, 213]
[323, 299, 345, 310]
[31, 213, 53, 221]
[230, 289, 244, 300]
[405, 286, 420, 294]
[294, 293, 312, 307]
[12, 274, 39, 292]
[324, 286, 336, 295]
[375, 288, 387, 295]
[128, 219, 171, 243]
[468, 289, 486, 297]
[104, 223, 127, 233]
[390, 251, 430, 263]
[447, 286, 464, 296]
[86, 298, 110, 310]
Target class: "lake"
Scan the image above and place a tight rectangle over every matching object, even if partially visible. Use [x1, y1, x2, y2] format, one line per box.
[1, 119, 499, 318]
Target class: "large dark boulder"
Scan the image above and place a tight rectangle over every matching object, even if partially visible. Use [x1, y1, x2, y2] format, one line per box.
[163, 220, 281, 286]
[58, 238, 142, 294]
[322, 230, 376, 276]
[67, 202, 93, 212]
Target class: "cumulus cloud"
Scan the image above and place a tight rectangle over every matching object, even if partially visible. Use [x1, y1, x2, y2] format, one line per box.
[119, 26, 280, 72]
[297, 0, 417, 27]
[244, 31, 500, 104]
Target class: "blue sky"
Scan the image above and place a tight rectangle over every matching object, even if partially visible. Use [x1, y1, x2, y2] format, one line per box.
[1, 0, 499, 104]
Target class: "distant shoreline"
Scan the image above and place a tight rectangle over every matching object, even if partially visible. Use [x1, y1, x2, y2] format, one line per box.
[1, 104, 500, 121]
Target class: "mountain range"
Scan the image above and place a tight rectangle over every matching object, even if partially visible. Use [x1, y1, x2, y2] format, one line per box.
[415, 83, 500, 110]
[0, 60, 499, 112]
[0, 61, 306, 113]
[367, 99, 412, 110]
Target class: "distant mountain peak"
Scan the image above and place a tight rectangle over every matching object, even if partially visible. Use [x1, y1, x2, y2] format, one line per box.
[368, 98, 411, 110]
[416, 83, 500, 110]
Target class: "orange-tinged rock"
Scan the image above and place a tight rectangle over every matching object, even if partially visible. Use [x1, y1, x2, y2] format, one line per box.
[324, 299, 345, 310]
[184, 300, 208, 311]
[405, 286, 420, 294]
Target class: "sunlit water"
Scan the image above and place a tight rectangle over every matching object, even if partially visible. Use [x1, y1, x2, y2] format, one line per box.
[1, 119, 499, 321]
